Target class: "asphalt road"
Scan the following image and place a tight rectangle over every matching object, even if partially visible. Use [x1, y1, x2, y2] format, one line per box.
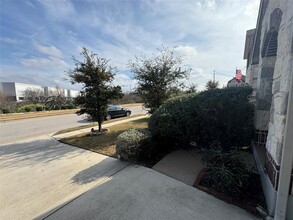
[0, 106, 146, 145]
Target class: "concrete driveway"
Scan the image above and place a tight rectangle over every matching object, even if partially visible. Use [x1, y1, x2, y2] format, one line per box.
[0, 137, 127, 220]
[0, 110, 258, 220]
[38, 165, 257, 220]
[0, 136, 257, 220]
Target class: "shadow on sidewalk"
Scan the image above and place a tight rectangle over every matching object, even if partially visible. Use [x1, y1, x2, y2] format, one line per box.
[71, 158, 127, 185]
[0, 138, 88, 168]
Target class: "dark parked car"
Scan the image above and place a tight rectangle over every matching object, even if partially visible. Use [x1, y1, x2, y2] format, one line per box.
[106, 105, 131, 120]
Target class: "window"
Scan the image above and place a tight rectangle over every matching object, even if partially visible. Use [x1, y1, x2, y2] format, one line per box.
[261, 29, 278, 57]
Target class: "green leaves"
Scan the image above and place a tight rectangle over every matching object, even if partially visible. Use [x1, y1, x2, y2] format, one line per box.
[129, 47, 191, 113]
[149, 87, 254, 150]
[205, 80, 219, 90]
[202, 146, 250, 196]
[66, 48, 123, 131]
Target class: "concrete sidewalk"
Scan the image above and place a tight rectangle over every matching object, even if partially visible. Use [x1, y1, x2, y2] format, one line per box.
[0, 137, 128, 220]
[38, 165, 257, 220]
[53, 115, 149, 140]
[153, 148, 205, 186]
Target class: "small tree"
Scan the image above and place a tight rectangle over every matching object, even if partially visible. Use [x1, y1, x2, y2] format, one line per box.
[206, 80, 219, 90]
[0, 92, 7, 109]
[0, 91, 17, 112]
[45, 94, 66, 110]
[185, 83, 197, 94]
[129, 47, 191, 113]
[44, 86, 66, 110]
[22, 88, 45, 104]
[67, 47, 123, 132]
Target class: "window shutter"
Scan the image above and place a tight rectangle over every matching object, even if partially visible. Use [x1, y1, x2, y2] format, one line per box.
[262, 30, 278, 58]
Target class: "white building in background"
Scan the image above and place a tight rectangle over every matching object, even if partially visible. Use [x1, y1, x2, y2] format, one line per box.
[0, 82, 42, 101]
[67, 89, 79, 98]
[43, 86, 67, 97]
[0, 82, 80, 101]
[43, 87, 80, 98]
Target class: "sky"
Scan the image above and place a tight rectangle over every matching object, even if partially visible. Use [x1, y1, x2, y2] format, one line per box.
[0, 0, 260, 92]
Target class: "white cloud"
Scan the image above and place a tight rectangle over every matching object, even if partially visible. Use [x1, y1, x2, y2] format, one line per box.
[0, 37, 18, 44]
[113, 73, 137, 92]
[205, 0, 217, 10]
[34, 43, 63, 58]
[21, 56, 68, 69]
[244, 0, 260, 16]
[2, 0, 260, 92]
[174, 46, 197, 57]
[38, 0, 75, 21]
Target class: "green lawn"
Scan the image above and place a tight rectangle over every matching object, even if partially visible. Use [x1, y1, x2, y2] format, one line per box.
[55, 114, 146, 135]
[60, 117, 149, 158]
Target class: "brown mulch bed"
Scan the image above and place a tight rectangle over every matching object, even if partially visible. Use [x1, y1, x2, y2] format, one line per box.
[193, 168, 267, 217]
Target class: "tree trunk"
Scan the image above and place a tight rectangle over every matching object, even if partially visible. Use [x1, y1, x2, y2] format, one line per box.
[98, 119, 102, 132]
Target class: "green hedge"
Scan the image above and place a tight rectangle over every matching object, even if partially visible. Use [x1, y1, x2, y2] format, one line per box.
[149, 87, 254, 150]
[116, 128, 151, 162]
[2, 109, 11, 114]
[16, 104, 44, 113]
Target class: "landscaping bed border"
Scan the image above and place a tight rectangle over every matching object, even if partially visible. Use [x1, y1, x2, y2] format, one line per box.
[193, 168, 258, 215]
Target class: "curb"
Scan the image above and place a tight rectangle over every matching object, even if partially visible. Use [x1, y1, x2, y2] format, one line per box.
[53, 115, 149, 140]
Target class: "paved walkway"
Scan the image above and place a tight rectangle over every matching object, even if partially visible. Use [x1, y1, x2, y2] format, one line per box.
[38, 165, 257, 220]
[0, 137, 128, 220]
[1, 115, 258, 220]
[53, 115, 149, 140]
[153, 148, 205, 186]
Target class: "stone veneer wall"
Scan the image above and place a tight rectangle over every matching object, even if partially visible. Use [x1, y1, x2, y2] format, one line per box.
[246, 0, 293, 216]
[246, 64, 258, 98]
[262, 0, 293, 198]
[265, 0, 293, 167]
[249, 0, 293, 191]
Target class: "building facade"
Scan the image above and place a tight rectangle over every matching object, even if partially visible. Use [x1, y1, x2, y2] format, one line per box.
[227, 76, 247, 88]
[0, 82, 42, 101]
[0, 82, 80, 101]
[243, 0, 293, 218]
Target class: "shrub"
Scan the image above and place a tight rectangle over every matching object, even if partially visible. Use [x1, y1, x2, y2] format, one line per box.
[35, 106, 43, 111]
[24, 106, 33, 112]
[149, 93, 199, 143]
[65, 99, 77, 109]
[116, 128, 151, 162]
[16, 105, 27, 113]
[202, 145, 250, 197]
[2, 109, 11, 114]
[16, 104, 44, 112]
[149, 87, 254, 150]
[61, 105, 67, 110]
[53, 105, 61, 110]
[67, 104, 74, 109]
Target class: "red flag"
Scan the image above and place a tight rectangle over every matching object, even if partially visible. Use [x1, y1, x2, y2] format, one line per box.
[236, 69, 242, 83]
